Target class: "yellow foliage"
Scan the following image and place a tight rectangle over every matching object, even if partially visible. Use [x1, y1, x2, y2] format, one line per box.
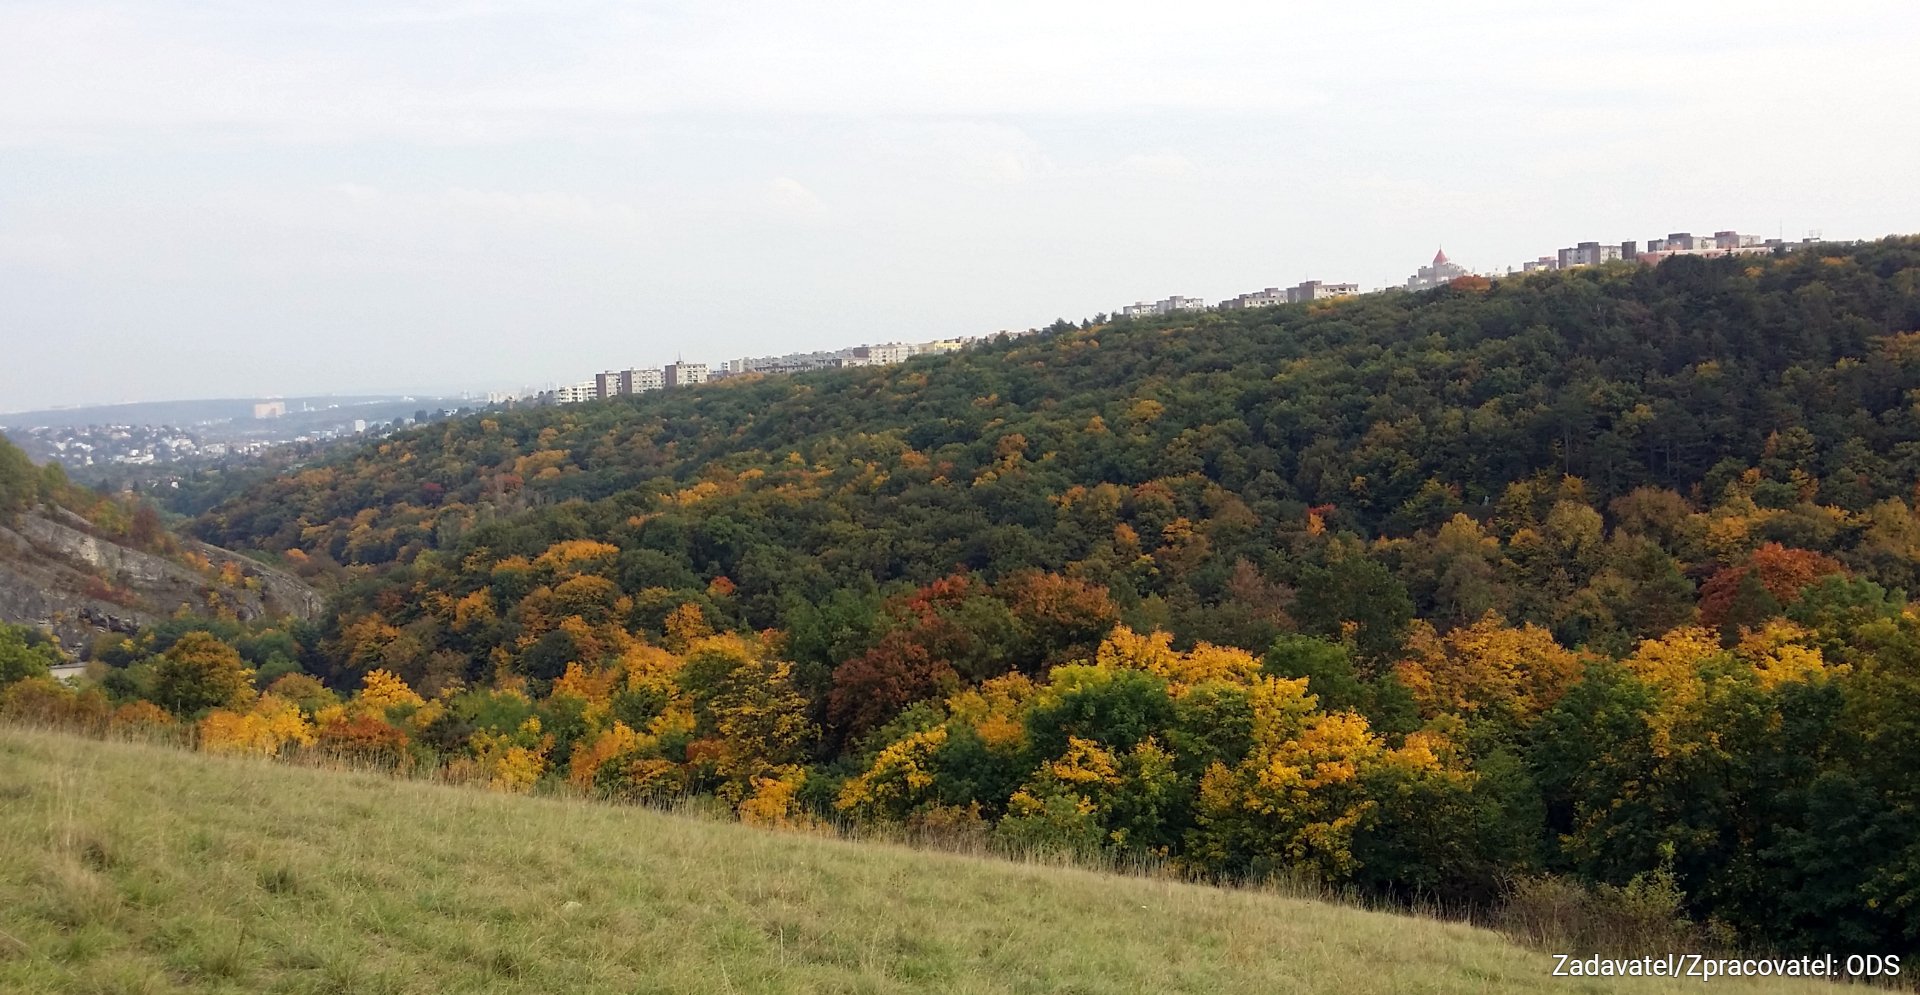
[1193, 706, 1386, 880]
[1126, 398, 1165, 424]
[356, 669, 426, 715]
[1096, 626, 1179, 675]
[552, 661, 621, 708]
[109, 700, 174, 732]
[1735, 621, 1842, 689]
[337, 614, 408, 673]
[663, 603, 713, 651]
[1246, 675, 1319, 753]
[836, 727, 948, 821]
[1394, 614, 1584, 724]
[1042, 736, 1121, 787]
[643, 701, 697, 744]
[569, 721, 642, 788]
[1177, 643, 1263, 688]
[737, 766, 809, 827]
[946, 673, 1036, 750]
[619, 642, 683, 687]
[469, 728, 549, 792]
[533, 539, 620, 577]
[1623, 626, 1723, 706]
[451, 588, 497, 632]
[1093, 626, 1260, 693]
[406, 698, 446, 733]
[199, 694, 315, 756]
[1622, 626, 1726, 756]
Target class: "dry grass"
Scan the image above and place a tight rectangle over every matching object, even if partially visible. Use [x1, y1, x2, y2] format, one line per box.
[0, 726, 1844, 994]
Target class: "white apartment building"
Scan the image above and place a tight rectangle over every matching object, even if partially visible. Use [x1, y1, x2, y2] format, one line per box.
[1288, 280, 1358, 303]
[1121, 296, 1208, 317]
[1221, 288, 1289, 309]
[554, 381, 597, 404]
[664, 361, 708, 388]
[1556, 241, 1626, 269]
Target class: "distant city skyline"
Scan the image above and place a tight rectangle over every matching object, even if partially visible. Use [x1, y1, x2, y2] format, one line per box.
[4, 1, 1918, 411]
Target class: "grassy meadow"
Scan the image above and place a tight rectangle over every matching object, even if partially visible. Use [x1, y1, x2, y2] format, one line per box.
[0, 725, 1847, 994]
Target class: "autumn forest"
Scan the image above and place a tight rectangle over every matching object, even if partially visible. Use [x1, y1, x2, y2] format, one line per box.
[8, 238, 1920, 959]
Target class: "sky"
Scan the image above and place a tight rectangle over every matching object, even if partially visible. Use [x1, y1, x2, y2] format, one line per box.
[3, 0, 1919, 411]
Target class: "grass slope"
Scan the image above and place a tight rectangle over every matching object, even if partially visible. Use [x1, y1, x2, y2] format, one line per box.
[0, 728, 1838, 995]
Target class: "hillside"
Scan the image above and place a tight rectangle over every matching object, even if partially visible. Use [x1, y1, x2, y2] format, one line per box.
[0, 437, 320, 656]
[194, 241, 1920, 651]
[0, 726, 1847, 995]
[30, 239, 1920, 960]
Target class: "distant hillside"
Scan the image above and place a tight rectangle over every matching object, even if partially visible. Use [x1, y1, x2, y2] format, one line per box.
[89, 237, 1920, 959]
[0, 727, 1843, 995]
[197, 239, 1920, 642]
[0, 435, 320, 655]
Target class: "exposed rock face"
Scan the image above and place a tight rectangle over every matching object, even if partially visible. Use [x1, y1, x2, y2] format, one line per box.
[0, 505, 322, 656]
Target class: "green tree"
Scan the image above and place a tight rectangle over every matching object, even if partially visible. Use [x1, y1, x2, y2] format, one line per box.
[0, 623, 62, 686]
[151, 631, 255, 715]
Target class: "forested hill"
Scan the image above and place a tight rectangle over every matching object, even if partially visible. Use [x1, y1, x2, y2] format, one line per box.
[198, 238, 1920, 653]
[15, 235, 1909, 956]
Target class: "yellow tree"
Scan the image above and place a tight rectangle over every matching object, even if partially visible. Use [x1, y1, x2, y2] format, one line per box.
[1395, 613, 1585, 726]
[1095, 626, 1260, 693]
[836, 727, 948, 822]
[711, 657, 818, 804]
[1188, 675, 1387, 881]
[199, 694, 315, 756]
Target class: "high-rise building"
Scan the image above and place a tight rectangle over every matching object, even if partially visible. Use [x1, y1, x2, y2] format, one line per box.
[664, 361, 708, 388]
[622, 368, 663, 393]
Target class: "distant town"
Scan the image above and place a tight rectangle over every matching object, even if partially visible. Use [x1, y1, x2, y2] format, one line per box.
[532, 336, 986, 407]
[5, 226, 1866, 454]
[1122, 227, 1845, 319]
[3, 396, 478, 473]
[534, 226, 1853, 408]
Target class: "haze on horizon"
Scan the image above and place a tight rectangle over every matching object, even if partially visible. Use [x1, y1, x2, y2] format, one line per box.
[2, 0, 1918, 412]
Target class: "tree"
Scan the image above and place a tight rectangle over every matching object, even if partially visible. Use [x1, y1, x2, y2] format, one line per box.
[1699, 544, 1844, 633]
[0, 623, 62, 687]
[1394, 614, 1585, 729]
[1295, 552, 1414, 665]
[0, 435, 39, 516]
[710, 656, 817, 798]
[151, 632, 254, 716]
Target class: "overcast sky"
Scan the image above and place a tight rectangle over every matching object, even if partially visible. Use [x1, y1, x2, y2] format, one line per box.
[3, 0, 1918, 411]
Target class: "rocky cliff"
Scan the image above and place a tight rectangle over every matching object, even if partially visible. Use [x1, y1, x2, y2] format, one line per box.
[0, 504, 322, 656]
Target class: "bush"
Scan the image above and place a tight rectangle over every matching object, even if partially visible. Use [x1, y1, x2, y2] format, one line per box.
[1, 677, 110, 732]
[1497, 867, 1703, 955]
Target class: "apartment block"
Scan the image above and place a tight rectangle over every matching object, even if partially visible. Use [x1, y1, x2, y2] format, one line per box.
[1220, 287, 1289, 309]
[622, 368, 664, 393]
[663, 361, 708, 388]
[1287, 280, 1358, 303]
